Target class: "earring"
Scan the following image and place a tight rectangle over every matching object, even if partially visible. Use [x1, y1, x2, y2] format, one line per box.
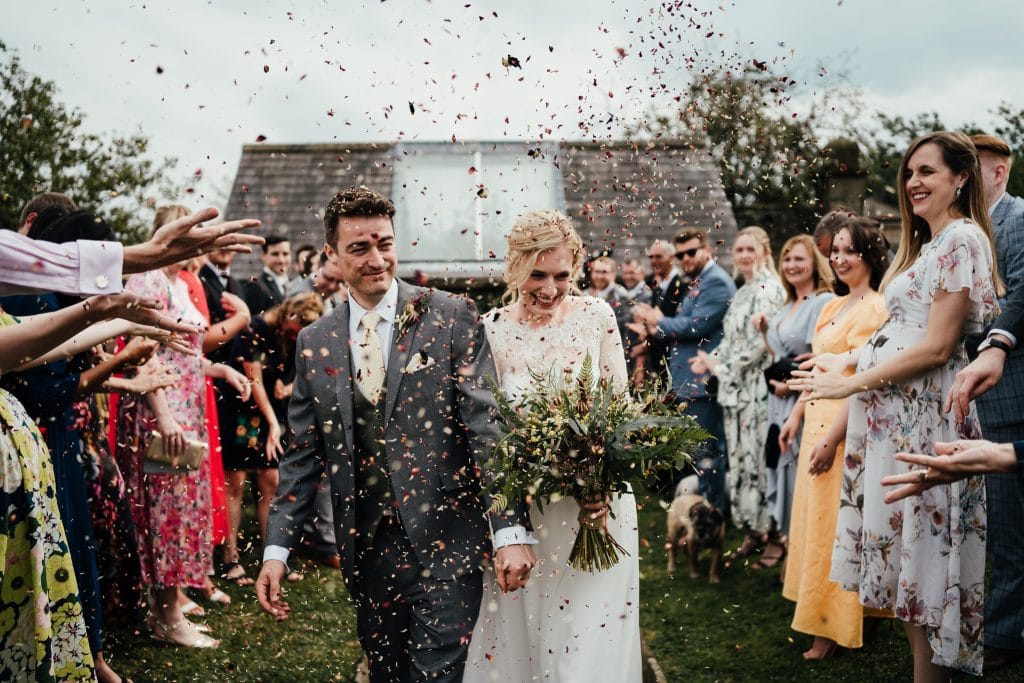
[955, 185, 963, 199]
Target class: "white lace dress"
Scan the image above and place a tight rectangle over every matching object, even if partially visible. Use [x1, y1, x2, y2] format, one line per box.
[464, 295, 642, 683]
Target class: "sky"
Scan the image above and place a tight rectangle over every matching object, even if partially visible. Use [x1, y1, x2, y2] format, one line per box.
[7, 0, 1024, 204]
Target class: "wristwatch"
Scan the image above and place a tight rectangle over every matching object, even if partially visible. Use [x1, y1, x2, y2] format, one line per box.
[978, 337, 1013, 355]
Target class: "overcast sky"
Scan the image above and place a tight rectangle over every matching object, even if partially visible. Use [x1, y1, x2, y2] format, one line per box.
[7, 0, 1024, 204]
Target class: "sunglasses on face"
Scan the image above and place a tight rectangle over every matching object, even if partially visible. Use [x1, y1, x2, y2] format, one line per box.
[675, 247, 701, 259]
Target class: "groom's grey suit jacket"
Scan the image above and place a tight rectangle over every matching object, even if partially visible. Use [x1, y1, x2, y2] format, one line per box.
[266, 279, 516, 583]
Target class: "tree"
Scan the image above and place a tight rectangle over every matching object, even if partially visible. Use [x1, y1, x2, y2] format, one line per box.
[0, 41, 178, 242]
[632, 62, 831, 211]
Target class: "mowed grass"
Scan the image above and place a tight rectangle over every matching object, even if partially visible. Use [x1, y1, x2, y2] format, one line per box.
[106, 493, 1024, 682]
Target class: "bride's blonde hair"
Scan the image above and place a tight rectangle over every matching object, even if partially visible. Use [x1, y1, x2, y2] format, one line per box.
[502, 209, 585, 304]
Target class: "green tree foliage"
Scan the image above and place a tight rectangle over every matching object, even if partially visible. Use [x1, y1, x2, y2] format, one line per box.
[850, 106, 1024, 205]
[0, 41, 177, 242]
[632, 63, 830, 211]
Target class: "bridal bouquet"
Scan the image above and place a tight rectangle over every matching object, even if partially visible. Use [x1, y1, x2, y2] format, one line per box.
[486, 354, 709, 572]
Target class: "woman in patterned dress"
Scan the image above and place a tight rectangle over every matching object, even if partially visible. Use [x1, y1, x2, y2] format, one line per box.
[0, 291, 190, 681]
[792, 131, 1001, 678]
[690, 226, 785, 556]
[117, 233, 250, 648]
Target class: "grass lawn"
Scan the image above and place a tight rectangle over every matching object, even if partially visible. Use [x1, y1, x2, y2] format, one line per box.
[106, 494, 1023, 682]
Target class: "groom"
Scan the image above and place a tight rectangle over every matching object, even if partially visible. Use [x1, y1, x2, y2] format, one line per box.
[256, 187, 534, 681]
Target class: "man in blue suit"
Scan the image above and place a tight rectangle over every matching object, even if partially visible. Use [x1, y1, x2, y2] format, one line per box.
[635, 228, 735, 513]
[969, 134, 1024, 670]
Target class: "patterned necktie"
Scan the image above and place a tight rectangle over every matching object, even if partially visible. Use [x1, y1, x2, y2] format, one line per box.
[356, 311, 385, 404]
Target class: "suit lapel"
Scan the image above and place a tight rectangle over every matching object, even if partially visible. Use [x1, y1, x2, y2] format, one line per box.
[383, 280, 425, 426]
[327, 301, 355, 452]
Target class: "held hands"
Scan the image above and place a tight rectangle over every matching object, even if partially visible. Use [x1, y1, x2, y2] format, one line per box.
[256, 560, 292, 621]
[494, 544, 536, 594]
[944, 348, 1007, 422]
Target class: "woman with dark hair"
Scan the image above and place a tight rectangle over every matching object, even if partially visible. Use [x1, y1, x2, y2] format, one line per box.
[793, 131, 1001, 677]
[2, 210, 178, 682]
[780, 218, 891, 660]
[220, 292, 325, 585]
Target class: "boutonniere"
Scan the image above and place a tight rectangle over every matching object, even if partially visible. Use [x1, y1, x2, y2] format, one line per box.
[396, 291, 430, 337]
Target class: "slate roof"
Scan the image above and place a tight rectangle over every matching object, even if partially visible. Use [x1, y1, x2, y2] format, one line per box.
[224, 141, 738, 281]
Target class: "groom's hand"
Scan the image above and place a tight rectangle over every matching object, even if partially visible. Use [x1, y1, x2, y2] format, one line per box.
[495, 544, 536, 593]
[256, 560, 292, 621]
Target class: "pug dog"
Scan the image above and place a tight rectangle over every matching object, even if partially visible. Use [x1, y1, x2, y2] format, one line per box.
[666, 492, 726, 583]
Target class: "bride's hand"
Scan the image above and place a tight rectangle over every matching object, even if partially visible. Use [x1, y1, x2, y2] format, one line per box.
[577, 494, 611, 530]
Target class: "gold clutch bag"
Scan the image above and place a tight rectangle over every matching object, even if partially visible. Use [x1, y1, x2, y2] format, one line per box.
[143, 431, 207, 470]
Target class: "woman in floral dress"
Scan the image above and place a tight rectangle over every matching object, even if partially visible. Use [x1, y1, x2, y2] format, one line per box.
[692, 226, 785, 554]
[117, 251, 249, 649]
[793, 131, 1001, 677]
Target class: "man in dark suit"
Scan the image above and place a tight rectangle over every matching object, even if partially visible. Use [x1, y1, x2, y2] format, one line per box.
[243, 234, 292, 315]
[642, 240, 687, 384]
[256, 187, 533, 681]
[634, 229, 736, 510]
[960, 134, 1024, 669]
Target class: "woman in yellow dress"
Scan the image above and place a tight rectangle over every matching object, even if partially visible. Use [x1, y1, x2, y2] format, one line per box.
[780, 218, 891, 659]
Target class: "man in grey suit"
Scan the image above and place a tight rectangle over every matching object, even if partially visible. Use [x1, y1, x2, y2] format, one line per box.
[257, 187, 534, 681]
[967, 134, 1024, 668]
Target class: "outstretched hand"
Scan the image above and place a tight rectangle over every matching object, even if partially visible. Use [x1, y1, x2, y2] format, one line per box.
[86, 293, 198, 337]
[880, 440, 1015, 503]
[123, 207, 263, 273]
[256, 560, 292, 621]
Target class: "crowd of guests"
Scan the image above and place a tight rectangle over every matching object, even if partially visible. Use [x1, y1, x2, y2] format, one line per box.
[0, 194, 348, 680]
[2, 129, 1023, 682]
[583, 131, 1022, 680]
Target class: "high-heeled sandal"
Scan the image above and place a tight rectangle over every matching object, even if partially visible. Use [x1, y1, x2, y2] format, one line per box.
[147, 614, 219, 648]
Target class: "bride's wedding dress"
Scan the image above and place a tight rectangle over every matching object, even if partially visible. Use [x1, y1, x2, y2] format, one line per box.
[464, 295, 642, 682]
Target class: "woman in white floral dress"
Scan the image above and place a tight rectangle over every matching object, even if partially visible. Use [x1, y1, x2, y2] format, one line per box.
[792, 131, 1001, 678]
[692, 226, 785, 552]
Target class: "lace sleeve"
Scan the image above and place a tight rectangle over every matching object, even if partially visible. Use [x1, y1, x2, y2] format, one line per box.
[591, 298, 628, 391]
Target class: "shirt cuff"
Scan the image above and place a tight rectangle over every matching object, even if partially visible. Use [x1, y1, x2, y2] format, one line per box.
[76, 240, 124, 295]
[492, 525, 538, 550]
[988, 328, 1018, 349]
[263, 544, 291, 567]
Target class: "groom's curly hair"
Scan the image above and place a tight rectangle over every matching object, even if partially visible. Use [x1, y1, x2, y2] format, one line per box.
[323, 186, 396, 246]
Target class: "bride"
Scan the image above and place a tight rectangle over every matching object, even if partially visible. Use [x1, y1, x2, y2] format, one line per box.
[464, 209, 642, 682]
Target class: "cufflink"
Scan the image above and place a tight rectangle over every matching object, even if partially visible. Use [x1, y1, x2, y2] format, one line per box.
[95, 275, 110, 289]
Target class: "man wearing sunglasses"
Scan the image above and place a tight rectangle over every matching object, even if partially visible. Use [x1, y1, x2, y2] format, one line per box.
[634, 229, 735, 512]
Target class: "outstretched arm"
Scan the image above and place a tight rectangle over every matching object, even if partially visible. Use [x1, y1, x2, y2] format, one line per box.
[656, 277, 732, 342]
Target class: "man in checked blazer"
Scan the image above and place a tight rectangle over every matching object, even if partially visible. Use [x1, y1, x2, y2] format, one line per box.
[966, 134, 1024, 669]
[256, 187, 533, 681]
